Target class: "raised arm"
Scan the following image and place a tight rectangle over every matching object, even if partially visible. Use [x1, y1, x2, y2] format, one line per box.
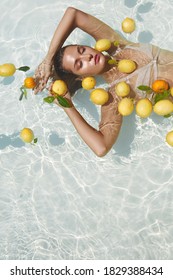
[34, 6, 129, 93]
[57, 90, 122, 157]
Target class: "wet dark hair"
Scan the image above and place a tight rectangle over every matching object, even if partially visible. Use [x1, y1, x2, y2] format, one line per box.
[53, 45, 82, 96]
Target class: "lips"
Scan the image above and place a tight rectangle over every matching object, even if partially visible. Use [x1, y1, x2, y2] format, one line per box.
[95, 54, 100, 64]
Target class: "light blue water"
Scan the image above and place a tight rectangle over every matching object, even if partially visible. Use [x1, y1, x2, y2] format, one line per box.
[0, 0, 173, 260]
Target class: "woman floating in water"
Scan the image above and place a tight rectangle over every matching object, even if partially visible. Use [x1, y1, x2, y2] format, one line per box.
[34, 7, 173, 156]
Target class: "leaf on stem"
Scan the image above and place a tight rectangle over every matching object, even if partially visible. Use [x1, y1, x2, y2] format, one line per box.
[108, 59, 118, 65]
[138, 85, 152, 91]
[56, 96, 71, 108]
[43, 95, 71, 107]
[17, 66, 30, 72]
[43, 96, 55, 103]
[114, 41, 119, 47]
[164, 114, 172, 118]
[154, 90, 170, 104]
[19, 86, 27, 101]
[34, 138, 38, 143]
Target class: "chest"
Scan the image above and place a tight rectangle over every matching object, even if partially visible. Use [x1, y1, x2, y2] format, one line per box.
[103, 47, 151, 85]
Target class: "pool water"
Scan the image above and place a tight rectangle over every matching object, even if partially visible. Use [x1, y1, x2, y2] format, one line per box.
[0, 0, 173, 260]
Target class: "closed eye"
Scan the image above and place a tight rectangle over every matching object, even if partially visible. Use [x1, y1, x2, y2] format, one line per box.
[78, 46, 85, 54]
[77, 60, 83, 69]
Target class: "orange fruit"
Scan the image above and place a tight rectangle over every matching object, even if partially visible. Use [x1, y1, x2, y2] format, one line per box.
[24, 77, 36, 89]
[151, 80, 169, 93]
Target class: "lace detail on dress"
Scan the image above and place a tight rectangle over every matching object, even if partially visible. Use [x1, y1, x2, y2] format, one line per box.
[102, 43, 161, 100]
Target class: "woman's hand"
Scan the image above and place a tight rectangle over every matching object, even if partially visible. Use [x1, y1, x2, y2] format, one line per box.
[48, 82, 74, 108]
[34, 59, 54, 94]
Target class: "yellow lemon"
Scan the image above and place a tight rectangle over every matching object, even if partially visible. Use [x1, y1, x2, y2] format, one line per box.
[82, 76, 96, 90]
[118, 59, 136, 74]
[52, 80, 68, 96]
[153, 99, 173, 116]
[95, 39, 111, 52]
[90, 88, 109, 105]
[0, 63, 16, 77]
[122, 17, 136, 33]
[166, 131, 173, 147]
[118, 98, 134, 116]
[170, 87, 173, 97]
[136, 98, 153, 118]
[20, 128, 34, 143]
[115, 81, 130, 97]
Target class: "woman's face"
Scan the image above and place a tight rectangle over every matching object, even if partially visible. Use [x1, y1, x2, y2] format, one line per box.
[62, 45, 109, 76]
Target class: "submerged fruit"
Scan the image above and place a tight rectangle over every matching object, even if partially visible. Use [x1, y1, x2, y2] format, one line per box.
[170, 87, 173, 97]
[82, 76, 96, 90]
[95, 39, 111, 52]
[52, 80, 68, 96]
[115, 81, 130, 97]
[90, 88, 109, 105]
[20, 128, 34, 143]
[24, 77, 36, 89]
[122, 17, 136, 33]
[136, 98, 153, 118]
[152, 80, 169, 93]
[0, 63, 16, 76]
[118, 98, 134, 116]
[118, 59, 136, 74]
[166, 131, 173, 147]
[153, 99, 173, 116]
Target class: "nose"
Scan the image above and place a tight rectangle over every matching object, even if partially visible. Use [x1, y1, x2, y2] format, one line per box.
[81, 53, 93, 61]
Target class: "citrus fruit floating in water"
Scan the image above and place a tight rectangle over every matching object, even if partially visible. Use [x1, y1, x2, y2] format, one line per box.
[166, 131, 173, 147]
[82, 76, 96, 90]
[90, 88, 109, 105]
[20, 128, 34, 143]
[0, 63, 16, 77]
[118, 97, 134, 116]
[152, 80, 169, 93]
[24, 77, 36, 89]
[122, 17, 136, 33]
[170, 87, 173, 97]
[153, 99, 173, 116]
[136, 98, 153, 118]
[115, 81, 130, 97]
[95, 39, 111, 52]
[118, 59, 136, 74]
[52, 80, 68, 96]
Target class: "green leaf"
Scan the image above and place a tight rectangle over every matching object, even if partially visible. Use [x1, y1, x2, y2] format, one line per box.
[19, 86, 27, 101]
[17, 66, 30, 72]
[113, 41, 119, 46]
[138, 85, 152, 91]
[34, 138, 38, 143]
[164, 114, 172, 118]
[56, 96, 71, 108]
[154, 90, 170, 104]
[19, 91, 24, 101]
[108, 59, 117, 65]
[43, 96, 55, 103]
